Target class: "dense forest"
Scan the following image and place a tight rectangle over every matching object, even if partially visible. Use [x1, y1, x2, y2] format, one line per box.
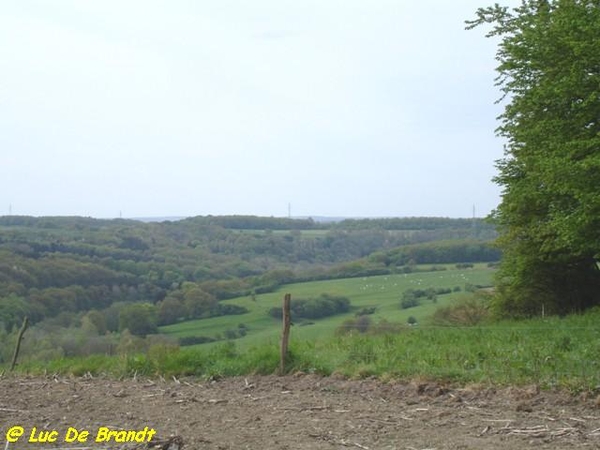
[468, 1, 600, 316]
[0, 215, 498, 353]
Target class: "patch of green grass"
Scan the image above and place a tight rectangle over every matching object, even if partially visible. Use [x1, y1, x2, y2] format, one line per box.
[16, 304, 600, 391]
[160, 265, 495, 348]
[303, 311, 600, 389]
[19, 259, 600, 390]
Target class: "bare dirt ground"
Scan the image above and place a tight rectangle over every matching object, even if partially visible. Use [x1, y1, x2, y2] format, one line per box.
[2, 374, 600, 450]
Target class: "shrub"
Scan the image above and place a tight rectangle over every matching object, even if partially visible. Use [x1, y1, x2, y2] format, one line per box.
[355, 315, 371, 333]
[400, 287, 452, 310]
[431, 293, 490, 326]
[369, 319, 403, 334]
[179, 336, 217, 346]
[269, 294, 351, 320]
[465, 283, 477, 292]
[224, 329, 238, 340]
[336, 317, 403, 335]
[400, 290, 420, 309]
[214, 304, 249, 317]
[337, 316, 371, 335]
[355, 306, 377, 317]
[400, 297, 420, 309]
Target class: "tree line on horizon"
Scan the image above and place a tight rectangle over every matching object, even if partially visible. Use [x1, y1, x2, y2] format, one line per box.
[0, 215, 497, 335]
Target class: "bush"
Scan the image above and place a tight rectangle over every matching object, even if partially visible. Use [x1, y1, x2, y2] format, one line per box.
[337, 316, 372, 335]
[370, 319, 403, 334]
[400, 289, 420, 309]
[214, 304, 249, 317]
[269, 294, 351, 320]
[355, 306, 377, 317]
[220, 324, 251, 341]
[400, 296, 420, 309]
[336, 317, 403, 335]
[179, 336, 217, 346]
[431, 293, 490, 326]
[224, 329, 238, 340]
[399, 287, 452, 310]
[464, 283, 477, 292]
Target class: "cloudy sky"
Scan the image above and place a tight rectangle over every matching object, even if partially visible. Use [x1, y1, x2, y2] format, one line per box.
[1, 1, 513, 219]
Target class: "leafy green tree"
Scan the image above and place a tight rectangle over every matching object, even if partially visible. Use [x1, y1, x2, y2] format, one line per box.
[118, 303, 158, 336]
[183, 286, 217, 318]
[157, 296, 187, 325]
[0, 294, 31, 332]
[268, 294, 351, 320]
[87, 310, 108, 334]
[102, 302, 125, 332]
[468, 0, 600, 316]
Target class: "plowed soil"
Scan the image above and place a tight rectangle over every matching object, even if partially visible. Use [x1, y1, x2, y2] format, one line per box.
[2, 374, 600, 449]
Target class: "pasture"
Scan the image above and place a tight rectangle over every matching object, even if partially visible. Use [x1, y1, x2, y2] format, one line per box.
[16, 263, 600, 390]
[160, 264, 495, 348]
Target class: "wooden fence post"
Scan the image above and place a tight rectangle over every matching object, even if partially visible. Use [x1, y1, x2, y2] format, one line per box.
[279, 294, 291, 375]
[10, 316, 29, 371]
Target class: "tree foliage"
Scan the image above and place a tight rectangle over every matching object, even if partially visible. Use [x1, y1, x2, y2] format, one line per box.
[118, 303, 158, 336]
[0, 216, 496, 330]
[468, 0, 600, 316]
[268, 294, 351, 321]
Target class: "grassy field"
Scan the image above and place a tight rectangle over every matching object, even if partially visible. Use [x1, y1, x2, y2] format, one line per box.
[160, 264, 495, 348]
[14, 264, 600, 390]
[288, 313, 600, 389]
[23, 305, 600, 391]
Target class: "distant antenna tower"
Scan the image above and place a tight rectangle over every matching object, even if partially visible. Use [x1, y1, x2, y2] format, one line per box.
[288, 203, 291, 219]
[472, 204, 477, 236]
[8, 204, 12, 215]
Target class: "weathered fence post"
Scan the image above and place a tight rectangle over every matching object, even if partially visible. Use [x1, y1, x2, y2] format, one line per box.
[279, 294, 291, 375]
[10, 316, 29, 371]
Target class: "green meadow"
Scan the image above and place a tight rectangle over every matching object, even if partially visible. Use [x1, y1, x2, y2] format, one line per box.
[160, 264, 495, 348]
[16, 264, 600, 390]
[26, 304, 600, 391]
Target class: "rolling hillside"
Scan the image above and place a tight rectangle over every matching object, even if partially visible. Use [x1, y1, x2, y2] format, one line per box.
[160, 264, 495, 348]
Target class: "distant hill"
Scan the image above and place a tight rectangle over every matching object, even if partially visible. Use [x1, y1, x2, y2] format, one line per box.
[0, 214, 498, 334]
[131, 216, 187, 223]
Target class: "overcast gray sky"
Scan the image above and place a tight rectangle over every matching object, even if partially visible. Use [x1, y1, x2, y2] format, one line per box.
[1, 1, 512, 219]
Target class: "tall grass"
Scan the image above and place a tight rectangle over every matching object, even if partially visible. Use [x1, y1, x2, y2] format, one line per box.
[11, 307, 600, 391]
